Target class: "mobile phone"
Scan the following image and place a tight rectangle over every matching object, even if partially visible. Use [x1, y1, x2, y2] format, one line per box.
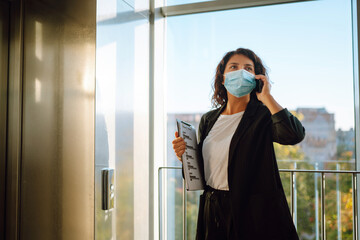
[255, 79, 263, 93]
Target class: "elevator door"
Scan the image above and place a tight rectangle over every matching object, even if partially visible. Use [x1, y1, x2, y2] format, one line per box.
[0, 1, 9, 238]
[0, 1, 9, 239]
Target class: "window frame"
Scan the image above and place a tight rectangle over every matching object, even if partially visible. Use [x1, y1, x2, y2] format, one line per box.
[151, 0, 360, 239]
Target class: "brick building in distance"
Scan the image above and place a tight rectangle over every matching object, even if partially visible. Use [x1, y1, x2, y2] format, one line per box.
[296, 108, 337, 163]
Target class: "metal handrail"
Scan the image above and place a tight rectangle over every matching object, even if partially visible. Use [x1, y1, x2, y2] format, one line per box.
[280, 169, 360, 240]
[159, 167, 360, 240]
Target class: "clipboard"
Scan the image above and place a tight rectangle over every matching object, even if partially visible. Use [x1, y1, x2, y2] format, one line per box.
[176, 119, 205, 191]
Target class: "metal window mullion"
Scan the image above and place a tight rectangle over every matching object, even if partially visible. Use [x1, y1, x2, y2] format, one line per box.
[352, 0, 360, 239]
[161, 0, 315, 17]
[158, 168, 162, 240]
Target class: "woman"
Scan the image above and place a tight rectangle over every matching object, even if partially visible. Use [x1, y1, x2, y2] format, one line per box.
[172, 48, 305, 240]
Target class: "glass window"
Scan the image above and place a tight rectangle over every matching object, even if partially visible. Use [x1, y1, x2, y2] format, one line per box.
[166, 0, 354, 171]
[96, 0, 150, 239]
[165, 0, 355, 239]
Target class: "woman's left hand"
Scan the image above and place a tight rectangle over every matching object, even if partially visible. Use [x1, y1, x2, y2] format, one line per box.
[255, 74, 272, 103]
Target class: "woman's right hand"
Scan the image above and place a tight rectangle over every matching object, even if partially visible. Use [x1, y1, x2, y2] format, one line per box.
[172, 131, 186, 162]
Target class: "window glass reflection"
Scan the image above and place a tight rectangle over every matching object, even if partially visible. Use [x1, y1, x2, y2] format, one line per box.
[96, 0, 149, 239]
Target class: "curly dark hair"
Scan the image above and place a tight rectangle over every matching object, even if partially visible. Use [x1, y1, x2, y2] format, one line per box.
[211, 48, 268, 108]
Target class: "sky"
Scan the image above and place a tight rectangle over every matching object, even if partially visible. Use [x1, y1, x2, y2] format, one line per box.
[166, 0, 355, 130]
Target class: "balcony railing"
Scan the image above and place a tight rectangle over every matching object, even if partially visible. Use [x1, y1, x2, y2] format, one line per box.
[158, 167, 360, 240]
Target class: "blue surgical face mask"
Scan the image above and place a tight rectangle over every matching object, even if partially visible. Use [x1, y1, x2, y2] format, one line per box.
[224, 69, 256, 98]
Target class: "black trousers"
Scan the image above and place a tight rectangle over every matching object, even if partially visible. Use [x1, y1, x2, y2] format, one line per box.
[202, 185, 234, 240]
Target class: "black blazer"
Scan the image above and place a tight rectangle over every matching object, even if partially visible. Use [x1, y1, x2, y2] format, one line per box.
[195, 98, 305, 240]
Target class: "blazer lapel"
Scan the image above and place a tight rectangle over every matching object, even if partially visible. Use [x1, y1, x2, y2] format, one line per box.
[202, 103, 226, 140]
[228, 99, 260, 167]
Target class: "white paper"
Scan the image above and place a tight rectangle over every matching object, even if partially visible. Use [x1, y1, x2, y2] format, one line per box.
[176, 119, 205, 191]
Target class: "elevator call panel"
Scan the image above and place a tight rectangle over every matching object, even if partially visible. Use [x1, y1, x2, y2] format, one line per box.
[102, 168, 115, 210]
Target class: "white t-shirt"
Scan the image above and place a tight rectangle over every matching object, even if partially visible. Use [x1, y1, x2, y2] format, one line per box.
[202, 111, 244, 190]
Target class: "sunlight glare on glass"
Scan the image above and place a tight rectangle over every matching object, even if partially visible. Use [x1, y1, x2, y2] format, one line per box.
[97, 0, 117, 22]
[133, 22, 150, 240]
[96, 42, 117, 167]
